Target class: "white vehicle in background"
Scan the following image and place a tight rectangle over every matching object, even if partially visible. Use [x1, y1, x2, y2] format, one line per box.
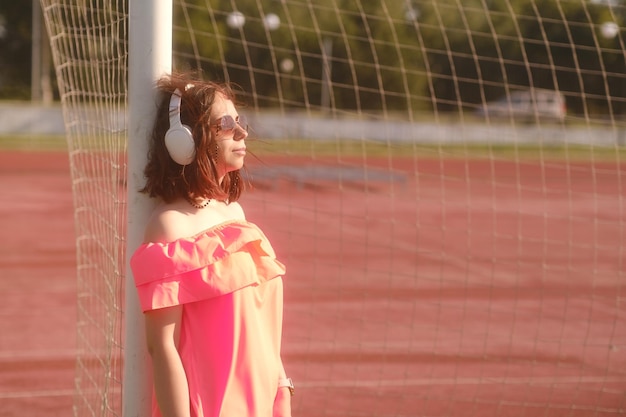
[476, 89, 567, 122]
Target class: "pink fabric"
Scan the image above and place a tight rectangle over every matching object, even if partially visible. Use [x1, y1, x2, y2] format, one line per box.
[130, 220, 287, 417]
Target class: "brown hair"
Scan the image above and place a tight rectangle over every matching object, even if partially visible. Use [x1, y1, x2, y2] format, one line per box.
[141, 73, 245, 203]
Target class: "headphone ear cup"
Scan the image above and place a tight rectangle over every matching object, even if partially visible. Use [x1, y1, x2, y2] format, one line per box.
[165, 86, 196, 166]
[164, 124, 196, 165]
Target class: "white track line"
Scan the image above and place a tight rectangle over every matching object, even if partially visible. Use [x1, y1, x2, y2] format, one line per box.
[0, 389, 74, 399]
[3, 375, 624, 399]
[298, 375, 626, 388]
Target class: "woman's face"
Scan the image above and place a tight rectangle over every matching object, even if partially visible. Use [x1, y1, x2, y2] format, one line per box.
[209, 92, 248, 179]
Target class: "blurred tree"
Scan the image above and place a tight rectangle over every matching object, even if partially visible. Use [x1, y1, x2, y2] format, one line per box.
[414, 0, 625, 114]
[173, 0, 431, 112]
[0, 2, 34, 99]
[172, 0, 624, 115]
[2, 0, 623, 114]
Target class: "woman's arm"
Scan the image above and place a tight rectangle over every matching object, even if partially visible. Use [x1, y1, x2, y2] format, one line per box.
[145, 305, 190, 417]
[273, 357, 292, 417]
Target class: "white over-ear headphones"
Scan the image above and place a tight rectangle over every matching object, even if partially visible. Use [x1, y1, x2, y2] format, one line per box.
[164, 84, 195, 165]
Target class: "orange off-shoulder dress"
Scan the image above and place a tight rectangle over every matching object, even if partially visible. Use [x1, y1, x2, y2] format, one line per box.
[130, 220, 287, 417]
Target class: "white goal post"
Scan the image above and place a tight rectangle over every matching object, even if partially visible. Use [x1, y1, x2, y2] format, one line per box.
[125, 2, 172, 417]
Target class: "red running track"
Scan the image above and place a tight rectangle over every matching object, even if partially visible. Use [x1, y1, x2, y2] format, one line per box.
[1, 151, 625, 417]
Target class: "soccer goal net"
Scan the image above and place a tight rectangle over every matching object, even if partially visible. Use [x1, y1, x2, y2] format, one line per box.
[40, 0, 625, 416]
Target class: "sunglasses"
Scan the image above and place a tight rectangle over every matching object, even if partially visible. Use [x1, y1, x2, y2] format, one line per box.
[212, 114, 248, 138]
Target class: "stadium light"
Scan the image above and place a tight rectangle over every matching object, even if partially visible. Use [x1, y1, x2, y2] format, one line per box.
[226, 11, 281, 31]
[405, 7, 419, 22]
[600, 21, 619, 39]
[280, 58, 294, 73]
[264, 13, 281, 31]
[226, 11, 245, 29]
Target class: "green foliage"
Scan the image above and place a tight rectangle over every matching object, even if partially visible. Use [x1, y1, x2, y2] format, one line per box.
[413, 0, 625, 114]
[170, 0, 624, 115]
[248, 137, 626, 161]
[0, 134, 67, 151]
[2, 0, 623, 116]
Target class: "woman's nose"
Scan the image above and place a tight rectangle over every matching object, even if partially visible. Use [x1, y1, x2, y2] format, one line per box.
[234, 125, 248, 141]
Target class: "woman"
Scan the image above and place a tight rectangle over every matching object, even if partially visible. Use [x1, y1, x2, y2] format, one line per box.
[130, 73, 293, 417]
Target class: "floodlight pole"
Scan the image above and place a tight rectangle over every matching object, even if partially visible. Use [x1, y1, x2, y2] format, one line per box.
[31, 0, 42, 101]
[125, 1, 172, 416]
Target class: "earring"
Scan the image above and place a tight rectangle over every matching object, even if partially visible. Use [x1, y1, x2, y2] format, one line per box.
[230, 173, 239, 194]
[212, 143, 219, 162]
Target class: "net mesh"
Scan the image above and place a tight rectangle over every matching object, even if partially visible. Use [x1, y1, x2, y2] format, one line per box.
[40, 1, 625, 416]
[40, 1, 127, 415]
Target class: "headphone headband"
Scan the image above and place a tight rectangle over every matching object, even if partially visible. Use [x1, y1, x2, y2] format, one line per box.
[169, 88, 183, 128]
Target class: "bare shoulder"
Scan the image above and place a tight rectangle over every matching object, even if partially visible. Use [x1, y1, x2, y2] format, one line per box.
[143, 202, 193, 244]
[143, 200, 247, 244]
[226, 201, 246, 220]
